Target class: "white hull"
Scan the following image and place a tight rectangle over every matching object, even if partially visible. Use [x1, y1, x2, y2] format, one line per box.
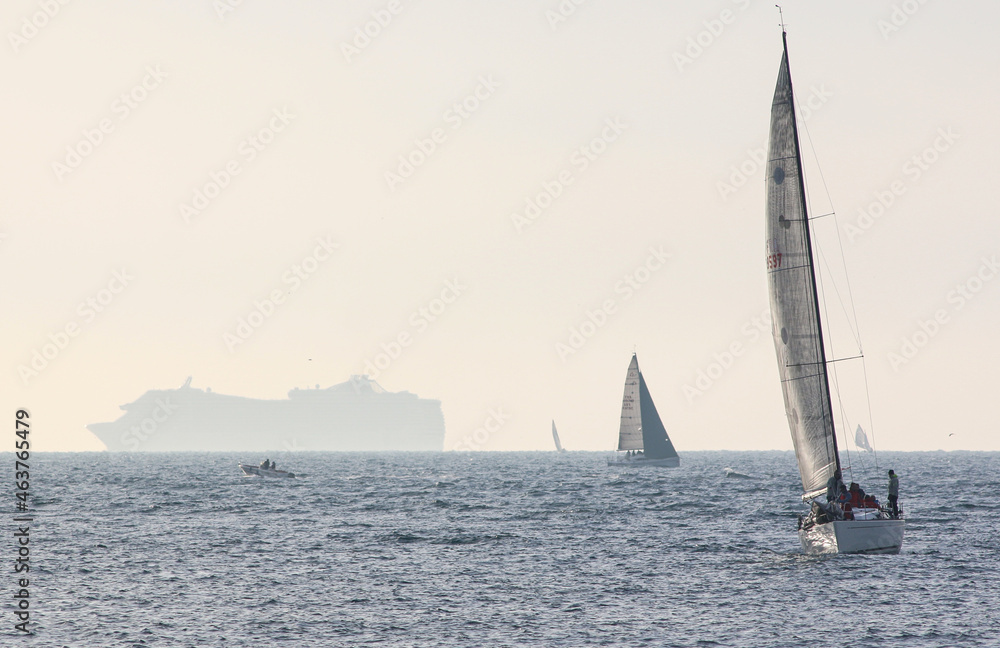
[607, 455, 679, 467]
[239, 463, 295, 478]
[799, 518, 904, 555]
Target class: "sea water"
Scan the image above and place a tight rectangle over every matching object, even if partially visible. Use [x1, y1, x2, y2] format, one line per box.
[12, 451, 1000, 647]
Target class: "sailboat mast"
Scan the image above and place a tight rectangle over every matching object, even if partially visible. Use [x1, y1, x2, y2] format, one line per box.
[780, 31, 841, 470]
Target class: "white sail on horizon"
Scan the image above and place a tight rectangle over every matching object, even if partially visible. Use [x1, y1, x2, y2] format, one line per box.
[855, 425, 873, 453]
[617, 355, 644, 451]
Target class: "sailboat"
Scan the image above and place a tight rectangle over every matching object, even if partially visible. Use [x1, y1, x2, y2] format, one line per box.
[855, 425, 874, 453]
[551, 420, 565, 452]
[765, 27, 903, 554]
[607, 354, 679, 467]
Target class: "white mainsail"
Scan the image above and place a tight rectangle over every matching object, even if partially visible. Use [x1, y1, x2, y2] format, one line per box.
[765, 33, 839, 501]
[855, 425, 874, 453]
[617, 355, 644, 451]
[551, 420, 564, 452]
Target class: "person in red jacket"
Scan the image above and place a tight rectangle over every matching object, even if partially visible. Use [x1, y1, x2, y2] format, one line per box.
[848, 482, 866, 508]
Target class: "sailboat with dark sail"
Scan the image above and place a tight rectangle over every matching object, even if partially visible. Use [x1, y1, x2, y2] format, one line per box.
[765, 26, 903, 554]
[608, 354, 679, 467]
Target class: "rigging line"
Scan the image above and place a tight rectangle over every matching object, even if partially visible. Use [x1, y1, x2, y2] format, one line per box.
[818, 248, 858, 485]
[794, 93, 879, 487]
[796, 113, 855, 487]
[769, 263, 812, 273]
[816, 246, 863, 348]
[802, 120, 884, 498]
[785, 355, 864, 368]
[860, 343, 883, 490]
[796, 91, 866, 351]
[779, 372, 826, 383]
[795, 67, 883, 493]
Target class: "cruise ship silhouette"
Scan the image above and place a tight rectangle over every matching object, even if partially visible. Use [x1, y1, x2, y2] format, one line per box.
[87, 375, 445, 452]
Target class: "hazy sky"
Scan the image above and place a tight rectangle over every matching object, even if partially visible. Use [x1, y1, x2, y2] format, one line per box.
[4, 1, 998, 452]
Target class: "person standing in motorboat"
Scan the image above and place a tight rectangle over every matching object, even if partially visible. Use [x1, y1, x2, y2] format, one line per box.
[887, 469, 900, 519]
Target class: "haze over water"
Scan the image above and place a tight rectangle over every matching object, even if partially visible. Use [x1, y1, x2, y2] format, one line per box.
[4, 2, 998, 454]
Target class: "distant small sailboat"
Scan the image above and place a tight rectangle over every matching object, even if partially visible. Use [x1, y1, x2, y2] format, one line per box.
[764, 25, 902, 554]
[551, 420, 565, 452]
[855, 425, 874, 453]
[608, 354, 679, 467]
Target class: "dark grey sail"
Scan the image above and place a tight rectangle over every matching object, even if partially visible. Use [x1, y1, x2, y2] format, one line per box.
[638, 372, 678, 460]
[765, 33, 839, 499]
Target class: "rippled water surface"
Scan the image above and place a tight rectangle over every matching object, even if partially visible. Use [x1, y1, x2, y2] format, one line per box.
[17, 451, 1000, 647]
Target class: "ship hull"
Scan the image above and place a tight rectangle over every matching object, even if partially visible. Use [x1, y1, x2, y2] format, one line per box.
[799, 519, 904, 555]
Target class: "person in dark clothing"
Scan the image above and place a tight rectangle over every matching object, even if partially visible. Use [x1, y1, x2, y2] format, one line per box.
[887, 469, 900, 519]
[826, 469, 846, 502]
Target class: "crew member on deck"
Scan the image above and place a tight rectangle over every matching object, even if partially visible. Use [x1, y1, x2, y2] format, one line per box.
[849, 482, 866, 508]
[826, 469, 846, 503]
[887, 469, 900, 518]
